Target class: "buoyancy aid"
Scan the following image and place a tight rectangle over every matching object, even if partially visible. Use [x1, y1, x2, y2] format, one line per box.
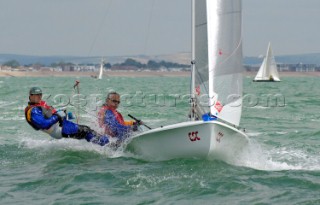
[25, 100, 57, 130]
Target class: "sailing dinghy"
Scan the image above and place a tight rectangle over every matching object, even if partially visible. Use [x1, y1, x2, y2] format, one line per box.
[125, 0, 249, 161]
[253, 42, 280, 82]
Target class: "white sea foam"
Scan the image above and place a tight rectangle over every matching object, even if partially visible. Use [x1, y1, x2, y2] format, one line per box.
[19, 135, 127, 158]
[246, 132, 263, 137]
[230, 139, 320, 171]
[0, 101, 17, 108]
[250, 106, 269, 109]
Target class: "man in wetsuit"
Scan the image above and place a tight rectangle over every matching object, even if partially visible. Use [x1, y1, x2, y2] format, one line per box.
[25, 87, 109, 146]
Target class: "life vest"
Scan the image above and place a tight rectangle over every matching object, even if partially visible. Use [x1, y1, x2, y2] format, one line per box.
[25, 100, 57, 130]
[98, 105, 134, 137]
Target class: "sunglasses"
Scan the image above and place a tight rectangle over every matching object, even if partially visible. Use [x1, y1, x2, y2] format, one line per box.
[108, 98, 120, 104]
[30, 94, 42, 96]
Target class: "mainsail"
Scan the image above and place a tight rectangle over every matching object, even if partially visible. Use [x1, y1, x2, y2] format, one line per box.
[194, 0, 243, 126]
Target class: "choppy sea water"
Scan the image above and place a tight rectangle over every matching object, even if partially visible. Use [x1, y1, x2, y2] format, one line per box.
[0, 75, 319, 205]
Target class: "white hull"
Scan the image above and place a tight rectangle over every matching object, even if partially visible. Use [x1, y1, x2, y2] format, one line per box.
[125, 121, 249, 161]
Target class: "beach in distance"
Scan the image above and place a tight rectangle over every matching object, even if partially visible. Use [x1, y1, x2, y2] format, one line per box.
[1, 70, 320, 78]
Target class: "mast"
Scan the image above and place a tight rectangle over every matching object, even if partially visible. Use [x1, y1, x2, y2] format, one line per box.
[190, 0, 196, 121]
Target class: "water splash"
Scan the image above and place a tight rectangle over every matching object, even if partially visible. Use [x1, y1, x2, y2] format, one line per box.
[19, 135, 128, 159]
[227, 138, 320, 171]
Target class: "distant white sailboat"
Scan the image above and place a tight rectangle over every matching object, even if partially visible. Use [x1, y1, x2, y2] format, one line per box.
[125, 0, 249, 161]
[253, 42, 280, 82]
[98, 58, 104, 80]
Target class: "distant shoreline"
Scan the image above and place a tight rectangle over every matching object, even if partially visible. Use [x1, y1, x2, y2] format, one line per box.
[1, 70, 320, 78]
[0, 70, 190, 77]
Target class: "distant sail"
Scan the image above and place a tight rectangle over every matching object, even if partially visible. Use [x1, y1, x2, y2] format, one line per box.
[254, 42, 280, 82]
[98, 58, 104, 80]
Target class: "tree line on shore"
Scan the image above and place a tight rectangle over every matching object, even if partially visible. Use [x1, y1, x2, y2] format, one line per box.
[1, 58, 190, 70]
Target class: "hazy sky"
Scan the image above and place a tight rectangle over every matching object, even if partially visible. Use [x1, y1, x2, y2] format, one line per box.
[0, 0, 319, 57]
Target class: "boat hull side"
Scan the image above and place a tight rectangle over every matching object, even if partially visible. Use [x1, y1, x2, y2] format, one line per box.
[125, 121, 248, 161]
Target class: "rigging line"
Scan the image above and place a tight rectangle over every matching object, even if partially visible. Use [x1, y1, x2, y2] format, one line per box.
[64, 91, 111, 136]
[143, 0, 155, 55]
[87, 0, 113, 57]
[71, 80, 81, 124]
[67, 102, 106, 136]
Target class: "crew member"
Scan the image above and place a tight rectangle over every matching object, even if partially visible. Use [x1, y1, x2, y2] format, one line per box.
[25, 87, 109, 146]
[98, 92, 142, 142]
